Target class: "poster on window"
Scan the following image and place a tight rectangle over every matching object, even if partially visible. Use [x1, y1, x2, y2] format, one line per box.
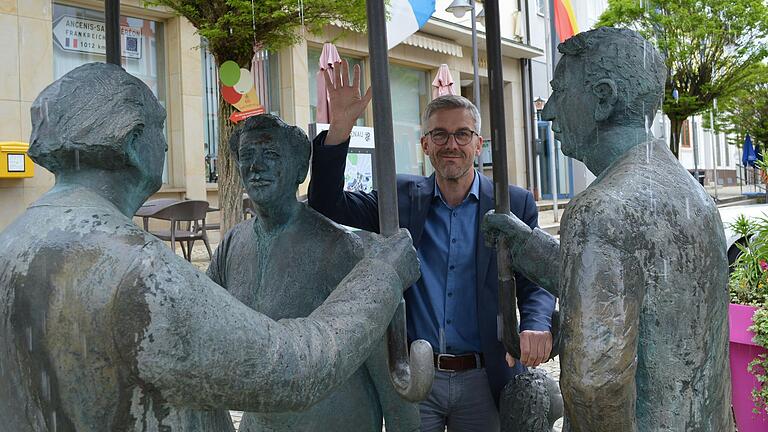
[345, 151, 374, 193]
[53, 16, 142, 59]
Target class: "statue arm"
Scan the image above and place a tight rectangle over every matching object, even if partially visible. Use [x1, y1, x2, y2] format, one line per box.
[510, 228, 561, 297]
[559, 235, 640, 432]
[483, 211, 561, 296]
[114, 248, 405, 413]
[364, 342, 421, 432]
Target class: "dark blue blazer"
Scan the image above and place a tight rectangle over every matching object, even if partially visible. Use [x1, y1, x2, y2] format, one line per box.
[308, 131, 556, 404]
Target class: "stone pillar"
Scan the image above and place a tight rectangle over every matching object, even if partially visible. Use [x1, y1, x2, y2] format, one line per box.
[0, 0, 55, 230]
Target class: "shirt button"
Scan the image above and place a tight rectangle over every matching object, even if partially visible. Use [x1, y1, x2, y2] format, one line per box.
[451, 238, 457, 243]
[447, 319, 452, 324]
[447, 292, 453, 297]
[447, 345, 453, 350]
[449, 265, 455, 270]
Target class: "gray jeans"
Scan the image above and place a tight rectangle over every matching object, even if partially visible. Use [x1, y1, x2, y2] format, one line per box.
[419, 369, 500, 432]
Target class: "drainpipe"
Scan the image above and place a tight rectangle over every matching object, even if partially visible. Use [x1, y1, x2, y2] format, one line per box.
[519, 0, 537, 196]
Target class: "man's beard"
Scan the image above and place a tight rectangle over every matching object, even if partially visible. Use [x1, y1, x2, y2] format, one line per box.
[431, 150, 472, 181]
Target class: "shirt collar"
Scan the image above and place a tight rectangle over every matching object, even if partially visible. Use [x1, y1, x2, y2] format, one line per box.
[433, 170, 480, 205]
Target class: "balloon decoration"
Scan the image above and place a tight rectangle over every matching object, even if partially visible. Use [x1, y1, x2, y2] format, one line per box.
[219, 60, 265, 123]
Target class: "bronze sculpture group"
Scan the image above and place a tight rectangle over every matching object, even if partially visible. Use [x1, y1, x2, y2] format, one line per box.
[0, 27, 734, 432]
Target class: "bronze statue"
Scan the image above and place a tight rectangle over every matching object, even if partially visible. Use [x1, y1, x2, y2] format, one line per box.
[484, 28, 733, 431]
[207, 114, 420, 431]
[0, 63, 420, 431]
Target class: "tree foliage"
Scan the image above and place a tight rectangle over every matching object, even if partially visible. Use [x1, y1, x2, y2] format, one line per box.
[598, 0, 768, 158]
[716, 65, 768, 150]
[144, 0, 367, 234]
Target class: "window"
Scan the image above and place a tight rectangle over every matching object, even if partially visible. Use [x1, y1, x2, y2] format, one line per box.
[53, 3, 167, 181]
[308, 47, 365, 126]
[681, 119, 692, 148]
[201, 43, 280, 183]
[536, 0, 546, 16]
[389, 63, 429, 176]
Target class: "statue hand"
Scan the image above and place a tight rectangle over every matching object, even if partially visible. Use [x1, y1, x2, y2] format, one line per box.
[482, 210, 530, 249]
[365, 229, 421, 290]
[324, 59, 373, 146]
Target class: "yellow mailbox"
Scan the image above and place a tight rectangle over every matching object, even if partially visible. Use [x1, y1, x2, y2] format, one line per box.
[0, 142, 34, 179]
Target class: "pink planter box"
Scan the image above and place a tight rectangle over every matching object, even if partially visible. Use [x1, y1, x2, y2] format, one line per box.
[729, 303, 768, 431]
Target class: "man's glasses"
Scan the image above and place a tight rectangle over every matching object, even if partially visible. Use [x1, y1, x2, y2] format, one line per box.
[423, 129, 478, 146]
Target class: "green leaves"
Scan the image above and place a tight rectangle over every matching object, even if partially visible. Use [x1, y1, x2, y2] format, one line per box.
[729, 214, 768, 414]
[145, 0, 368, 64]
[598, 0, 768, 157]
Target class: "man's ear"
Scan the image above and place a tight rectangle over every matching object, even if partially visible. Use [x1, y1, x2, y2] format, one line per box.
[592, 78, 618, 122]
[420, 135, 430, 155]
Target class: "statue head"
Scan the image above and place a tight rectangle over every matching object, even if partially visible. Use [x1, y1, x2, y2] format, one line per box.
[541, 27, 666, 165]
[229, 114, 311, 208]
[29, 63, 167, 196]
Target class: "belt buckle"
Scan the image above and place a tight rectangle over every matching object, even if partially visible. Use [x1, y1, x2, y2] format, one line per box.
[436, 353, 457, 372]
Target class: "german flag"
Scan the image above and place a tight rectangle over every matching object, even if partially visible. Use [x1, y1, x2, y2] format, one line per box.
[553, 0, 579, 42]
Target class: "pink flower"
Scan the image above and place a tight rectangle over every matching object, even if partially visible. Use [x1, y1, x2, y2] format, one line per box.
[760, 260, 768, 271]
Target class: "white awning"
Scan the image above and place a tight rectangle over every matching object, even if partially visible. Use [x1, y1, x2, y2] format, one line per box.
[402, 33, 464, 57]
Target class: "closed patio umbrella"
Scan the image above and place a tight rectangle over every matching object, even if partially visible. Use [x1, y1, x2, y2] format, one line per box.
[431, 64, 456, 98]
[316, 43, 342, 123]
[743, 134, 757, 167]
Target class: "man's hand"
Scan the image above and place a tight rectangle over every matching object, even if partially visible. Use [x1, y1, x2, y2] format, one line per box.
[324, 59, 373, 146]
[505, 330, 553, 368]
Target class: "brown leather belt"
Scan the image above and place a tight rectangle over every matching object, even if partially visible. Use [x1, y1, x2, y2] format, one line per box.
[433, 353, 485, 372]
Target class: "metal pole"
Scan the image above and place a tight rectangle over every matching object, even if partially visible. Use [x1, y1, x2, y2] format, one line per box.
[711, 103, 719, 201]
[692, 116, 700, 185]
[545, 0, 559, 221]
[366, 0, 433, 402]
[471, 0, 483, 170]
[105, 0, 120, 65]
[366, 0, 398, 236]
[484, 0, 520, 360]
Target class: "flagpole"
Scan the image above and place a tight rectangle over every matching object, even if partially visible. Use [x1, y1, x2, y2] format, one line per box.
[105, 0, 120, 65]
[483, 0, 522, 360]
[546, 0, 560, 221]
[365, 0, 433, 402]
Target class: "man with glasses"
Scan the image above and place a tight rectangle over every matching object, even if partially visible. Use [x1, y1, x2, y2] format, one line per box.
[309, 61, 556, 431]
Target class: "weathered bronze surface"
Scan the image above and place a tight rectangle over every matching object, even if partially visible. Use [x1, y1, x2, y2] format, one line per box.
[207, 114, 420, 431]
[0, 63, 419, 431]
[484, 28, 733, 431]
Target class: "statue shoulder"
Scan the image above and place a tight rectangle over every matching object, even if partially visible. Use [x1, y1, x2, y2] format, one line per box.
[301, 206, 365, 259]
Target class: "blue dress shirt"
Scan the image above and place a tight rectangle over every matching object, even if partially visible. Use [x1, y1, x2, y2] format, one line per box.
[405, 171, 482, 354]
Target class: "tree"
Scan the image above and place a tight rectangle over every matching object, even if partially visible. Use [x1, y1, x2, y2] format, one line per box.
[146, 0, 367, 234]
[719, 67, 768, 151]
[598, 0, 768, 158]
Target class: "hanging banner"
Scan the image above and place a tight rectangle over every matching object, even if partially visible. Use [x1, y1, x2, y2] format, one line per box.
[52, 16, 142, 59]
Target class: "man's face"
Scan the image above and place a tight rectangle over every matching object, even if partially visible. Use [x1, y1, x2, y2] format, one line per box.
[420, 108, 482, 181]
[237, 129, 298, 206]
[541, 56, 597, 161]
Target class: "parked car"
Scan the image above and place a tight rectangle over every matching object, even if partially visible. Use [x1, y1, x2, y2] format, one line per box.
[719, 204, 768, 267]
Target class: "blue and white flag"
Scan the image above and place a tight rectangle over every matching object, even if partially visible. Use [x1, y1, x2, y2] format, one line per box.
[387, 0, 435, 49]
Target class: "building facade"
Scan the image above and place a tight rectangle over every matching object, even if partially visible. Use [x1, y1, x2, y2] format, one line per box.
[0, 0, 544, 230]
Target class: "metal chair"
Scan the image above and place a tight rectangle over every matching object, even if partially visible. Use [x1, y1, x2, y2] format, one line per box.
[148, 200, 213, 261]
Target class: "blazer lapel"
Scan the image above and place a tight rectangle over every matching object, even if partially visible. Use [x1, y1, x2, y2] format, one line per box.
[476, 174, 495, 291]
[409, 175, 434, 248]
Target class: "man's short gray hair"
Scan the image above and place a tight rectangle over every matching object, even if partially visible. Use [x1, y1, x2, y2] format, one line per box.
[421, 95, 481, 134]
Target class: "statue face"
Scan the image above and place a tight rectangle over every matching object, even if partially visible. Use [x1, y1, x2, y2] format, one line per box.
[237, 129, 298, 206]
[133, 118, 168, 194]
[541, 56, 597, 162]
[420, 108, 482, 181]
